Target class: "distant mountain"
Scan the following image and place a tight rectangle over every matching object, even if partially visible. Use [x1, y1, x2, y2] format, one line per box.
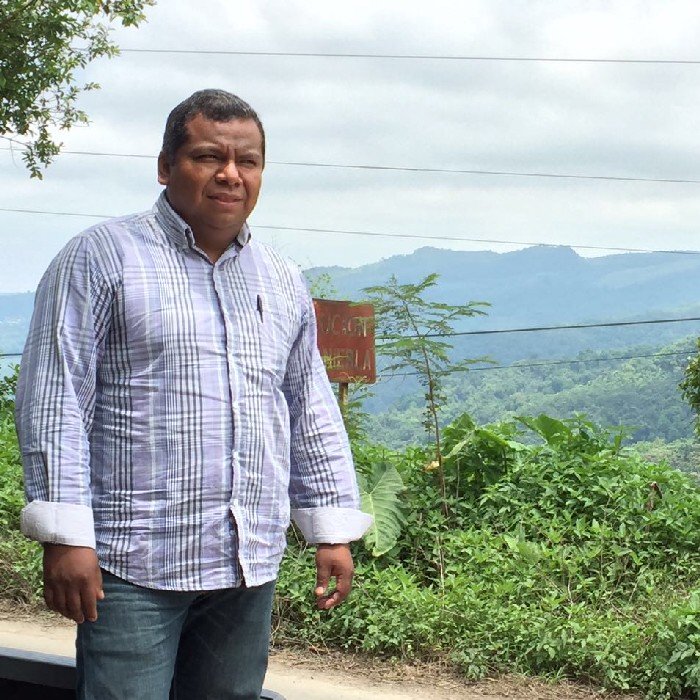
[309, 244, 700, 324]
[307, 245, 700, 363]
[3, 247, 700, 442]
[4, 245, 700, 364]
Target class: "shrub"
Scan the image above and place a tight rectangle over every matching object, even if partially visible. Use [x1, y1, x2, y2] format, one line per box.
[275, 413, 700, 698]
[0, 367, 42, 602]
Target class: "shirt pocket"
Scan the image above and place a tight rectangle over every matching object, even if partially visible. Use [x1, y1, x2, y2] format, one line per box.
[249, 287, 297, 383]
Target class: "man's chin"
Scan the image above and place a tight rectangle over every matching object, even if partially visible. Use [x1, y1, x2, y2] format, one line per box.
[200, 216, 248, 237]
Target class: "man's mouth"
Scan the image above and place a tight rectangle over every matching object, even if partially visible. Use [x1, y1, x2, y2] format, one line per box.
[209, 193, 244, 203]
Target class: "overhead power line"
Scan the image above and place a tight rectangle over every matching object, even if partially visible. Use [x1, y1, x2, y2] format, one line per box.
[3, 349, 695, 371]
[3, 144, 700, 186]
[1, 206, 700, 256]
[116, 48, 700, 65]
[254, 225, 700, 256]
[0, 207, 109, 219]
[378, 316, 700, 341]
[2, 304, 699, 348]
[384, 349, 694, 379]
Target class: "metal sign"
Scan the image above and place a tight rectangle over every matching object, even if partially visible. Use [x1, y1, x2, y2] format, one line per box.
[312, 299, 376, 384]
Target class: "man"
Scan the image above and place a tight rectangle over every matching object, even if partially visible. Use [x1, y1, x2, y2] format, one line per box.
[15, 89, 372, 700]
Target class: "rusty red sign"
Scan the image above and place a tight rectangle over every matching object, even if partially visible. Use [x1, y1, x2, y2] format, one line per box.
[312, 299, 376, 384]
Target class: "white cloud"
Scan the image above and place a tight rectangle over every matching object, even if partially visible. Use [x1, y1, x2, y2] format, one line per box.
[2, 0, 700, 291]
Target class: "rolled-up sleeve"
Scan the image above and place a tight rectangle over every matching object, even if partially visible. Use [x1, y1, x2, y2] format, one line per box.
[15, 235, 113, 548]
[282, 280, 372, 544]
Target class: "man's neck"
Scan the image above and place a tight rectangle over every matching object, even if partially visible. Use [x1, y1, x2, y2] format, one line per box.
[192, 229, 241, 263]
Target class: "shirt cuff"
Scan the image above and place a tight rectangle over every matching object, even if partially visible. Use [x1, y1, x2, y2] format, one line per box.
[291, 507, 373, 544]
[20, 501, 96, 548]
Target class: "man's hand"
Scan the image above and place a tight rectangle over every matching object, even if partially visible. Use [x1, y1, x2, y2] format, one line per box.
[314, 543, 354, 610]
[43, 544, 104, 624]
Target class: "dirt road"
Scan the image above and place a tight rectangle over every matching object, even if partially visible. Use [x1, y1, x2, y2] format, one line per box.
[0, 613, 636, 699]
[0, 615, 496, 700]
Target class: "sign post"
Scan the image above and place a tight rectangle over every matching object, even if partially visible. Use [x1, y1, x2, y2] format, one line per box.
[312, 299, 376, 411]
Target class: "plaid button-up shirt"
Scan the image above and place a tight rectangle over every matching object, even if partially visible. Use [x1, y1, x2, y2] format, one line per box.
[16, 193, 371, 590]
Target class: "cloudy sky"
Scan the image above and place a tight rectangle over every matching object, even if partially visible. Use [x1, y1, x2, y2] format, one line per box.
[2, 0, 700, 292]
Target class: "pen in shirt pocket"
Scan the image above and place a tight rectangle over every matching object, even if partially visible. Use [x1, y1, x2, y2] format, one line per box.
[256, 294, 264, 322]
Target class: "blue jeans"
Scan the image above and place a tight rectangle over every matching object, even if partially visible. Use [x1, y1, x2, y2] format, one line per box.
[76, 571, 276, 700]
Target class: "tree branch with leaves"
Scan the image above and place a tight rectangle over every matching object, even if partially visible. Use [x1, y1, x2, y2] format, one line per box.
[363, 273, 490, 513]
[680, 338, 700, 437]
[0, 0, 155, 177]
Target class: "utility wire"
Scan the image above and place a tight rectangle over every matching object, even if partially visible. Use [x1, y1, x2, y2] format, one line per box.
[116, 48, 700, 65]
[254, 225, 700, 256]
[3, 318, 699, 361]
[1, 206, 699, 257]
[382, 349, 694, 379]
[3, 349, 695, 370]
[375, 316, 700, 340]
[3, 145, 700, 186]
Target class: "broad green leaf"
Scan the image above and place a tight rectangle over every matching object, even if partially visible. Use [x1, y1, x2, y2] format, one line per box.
[358, 461, 406, 557]
[517, 414, 572, 445]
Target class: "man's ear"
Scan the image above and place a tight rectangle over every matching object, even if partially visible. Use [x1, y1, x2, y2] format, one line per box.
[157, 152, 170, 186]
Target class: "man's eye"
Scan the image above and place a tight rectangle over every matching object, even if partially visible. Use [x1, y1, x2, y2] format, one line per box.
[196, 154, 219, 161]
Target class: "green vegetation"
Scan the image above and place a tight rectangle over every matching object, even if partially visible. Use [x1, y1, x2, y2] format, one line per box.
[1, 1, 155, 177]
[369, 340, 696, 447]
[681, 338, 700, 438]
[277, 414, 700, 698]
[364, 273, 489, 510]
[631, 438, 700, 478]
[0, 367, 42, 601]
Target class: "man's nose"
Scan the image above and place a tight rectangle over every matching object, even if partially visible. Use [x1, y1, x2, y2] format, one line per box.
[216, 159, 241, 183]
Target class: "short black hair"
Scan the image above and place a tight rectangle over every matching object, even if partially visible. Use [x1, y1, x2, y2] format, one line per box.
[161, 89, 265, 163]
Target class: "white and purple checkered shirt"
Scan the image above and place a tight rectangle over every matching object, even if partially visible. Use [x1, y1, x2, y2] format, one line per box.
[16, 193, 371, 590]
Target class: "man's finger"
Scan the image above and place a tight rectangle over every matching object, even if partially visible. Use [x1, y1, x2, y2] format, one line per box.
[81, 582, 99, 623]
[50, 588, 66, 619]
[315, 559, 331, 597]
[315, 544, 354, 609]
[65, 588, 85, 624]
[43, 584, 55, 612]
[318, 568, 353, 610]
[333, 568, 353, 605]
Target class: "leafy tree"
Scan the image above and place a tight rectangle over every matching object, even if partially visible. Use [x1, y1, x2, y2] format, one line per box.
[681, 338, 700, 437]
[363, 273, 489, 511]
[1, 0, 155, 177]
[304, 271, 336, 300]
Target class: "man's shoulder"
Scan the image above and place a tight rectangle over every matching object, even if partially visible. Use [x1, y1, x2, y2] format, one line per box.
[47, 209, 157, 282]
[76, 209, 155, 246]
[60, 209, 157, 266]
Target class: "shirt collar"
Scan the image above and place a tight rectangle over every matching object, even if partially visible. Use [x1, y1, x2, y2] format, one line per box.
[153, 191, 251, 252]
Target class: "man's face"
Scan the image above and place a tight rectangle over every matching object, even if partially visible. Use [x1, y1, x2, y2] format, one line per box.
[157, 114, 264, 240]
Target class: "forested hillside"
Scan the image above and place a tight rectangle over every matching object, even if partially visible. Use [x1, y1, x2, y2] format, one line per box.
[366, 339, 697, 447]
